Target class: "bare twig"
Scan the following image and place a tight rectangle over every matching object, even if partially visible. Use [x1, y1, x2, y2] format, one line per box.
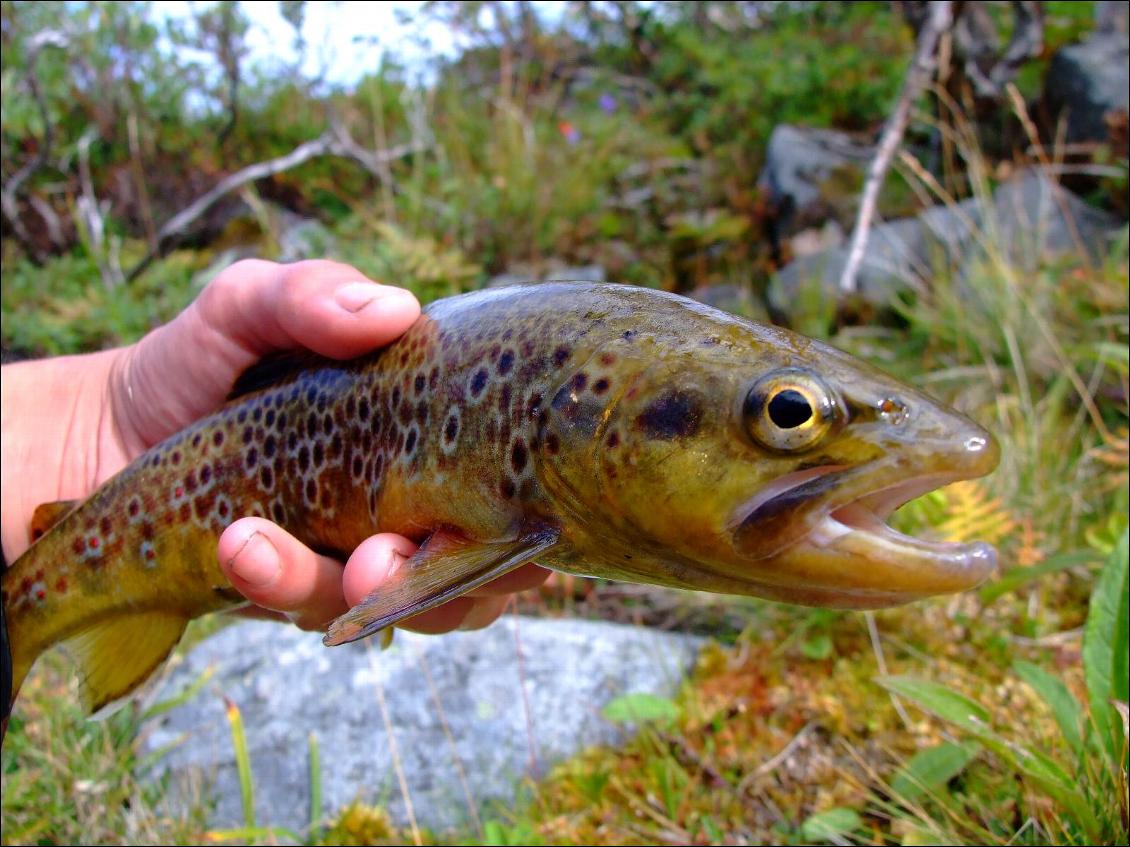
[124, 125, 426, 282]
[0, 29, 68, 263]
[864, 611, 913, 729]
[736, 721, 815, 793]
[839, 1, 953, 295]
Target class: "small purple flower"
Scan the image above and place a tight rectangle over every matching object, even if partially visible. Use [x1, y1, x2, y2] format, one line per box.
[598, 92, 617, 114]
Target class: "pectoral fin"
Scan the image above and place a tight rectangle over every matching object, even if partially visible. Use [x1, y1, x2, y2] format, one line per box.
[324, 527, 560, 646]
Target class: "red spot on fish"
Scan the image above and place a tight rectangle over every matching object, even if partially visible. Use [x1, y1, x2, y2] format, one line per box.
[599, 352, 616, 366]
[175, 486, 185, 498]
[145, 548, 156, 561]
[88, 537, 99, 549]
[55, 577, 68, 593]
[36, 588, 46, 601]
[171, 450, 182, 466]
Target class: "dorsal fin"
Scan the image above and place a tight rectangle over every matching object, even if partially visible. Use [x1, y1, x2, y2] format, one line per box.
[30, 500, 80, 543]
[227, 351, 328, 401]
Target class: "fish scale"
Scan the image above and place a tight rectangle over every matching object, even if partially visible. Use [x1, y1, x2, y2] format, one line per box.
[2, 282, 1000, 732]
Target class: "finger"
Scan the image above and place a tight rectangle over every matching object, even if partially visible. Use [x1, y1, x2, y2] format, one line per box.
[341, 533, 419, 608]
[218, 517, 348, 631]
[342, 534, 503, 635]
[457, 595, 510, 631]
[117, 260, 420, 447]
[464, 563, 551, 597]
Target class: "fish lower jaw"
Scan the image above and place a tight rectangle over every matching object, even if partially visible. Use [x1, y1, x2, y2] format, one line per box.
[805, 478, 999, 594]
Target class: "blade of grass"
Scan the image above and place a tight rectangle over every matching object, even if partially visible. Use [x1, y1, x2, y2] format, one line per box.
[222, 695, 255, 829]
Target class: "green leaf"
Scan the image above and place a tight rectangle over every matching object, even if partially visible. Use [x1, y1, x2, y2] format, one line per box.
[890, 741, 981, 803]
[876, 677, 993, 736]
[1013, 660, 1084, 755]
[602, 693, 681, 726]
[802, 633, 833, 660]
[979, 551, 1099, 603]
[800, 806, 862, 841]
[1083, 528, 1129, 767]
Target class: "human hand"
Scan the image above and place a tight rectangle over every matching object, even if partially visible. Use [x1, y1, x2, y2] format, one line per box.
[0, 259, 550, 633]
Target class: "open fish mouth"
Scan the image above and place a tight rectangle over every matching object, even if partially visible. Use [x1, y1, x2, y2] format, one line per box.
[733, 465, 998, 604]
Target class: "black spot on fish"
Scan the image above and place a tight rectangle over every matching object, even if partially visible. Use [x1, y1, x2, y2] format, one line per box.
[635, 390, 702, 440]
[593, 377, 610, 395]
[498, 349, 515, 375]
[511, 439, 528, 473]
[500, 478, 516, 499]
[444, 413, 459, 444]
[414, 373, 426, 394]
[553, 346, 571, 366]
[470, 368, 489, 397]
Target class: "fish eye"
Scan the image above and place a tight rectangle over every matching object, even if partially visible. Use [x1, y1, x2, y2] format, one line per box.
[744, 370, 839, 452]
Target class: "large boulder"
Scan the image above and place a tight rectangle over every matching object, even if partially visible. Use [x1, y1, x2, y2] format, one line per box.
[757, 125, 875, 240]
[1045, 32, 1129, 145]
[140, 616, 703, 835]
[768, 168, 1123, 320]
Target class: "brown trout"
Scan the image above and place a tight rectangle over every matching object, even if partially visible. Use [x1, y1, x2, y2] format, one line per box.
[1, 282, 999, 725]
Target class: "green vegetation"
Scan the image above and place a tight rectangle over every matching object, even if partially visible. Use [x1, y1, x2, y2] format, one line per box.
[2, 1, 1126, 844]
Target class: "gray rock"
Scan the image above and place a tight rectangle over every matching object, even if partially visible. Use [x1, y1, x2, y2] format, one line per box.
[687, 283, 769, 322]
[140, 616, 703, 835]
[1045, 32, 1130, 144]
[768, 168, 1122, 318]
[543, 264, 607, 283]
[757, 125, 874, 238]
[487, 264, 606, 288]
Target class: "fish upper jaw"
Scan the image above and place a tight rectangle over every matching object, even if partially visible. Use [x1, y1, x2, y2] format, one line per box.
[729, 420, 1002, 604]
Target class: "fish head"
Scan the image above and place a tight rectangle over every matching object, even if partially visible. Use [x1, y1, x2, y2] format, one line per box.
[539, 313, 1000, 608]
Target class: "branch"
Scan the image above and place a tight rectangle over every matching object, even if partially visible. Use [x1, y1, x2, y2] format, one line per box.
[125, 125, 426, 282]
[838, 1, 953, 295]
[0, 29, 68, 264]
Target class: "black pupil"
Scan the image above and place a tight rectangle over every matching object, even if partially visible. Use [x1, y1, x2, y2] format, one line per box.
[768, 389, 813, 429]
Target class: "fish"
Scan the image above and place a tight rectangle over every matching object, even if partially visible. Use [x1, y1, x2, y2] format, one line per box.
[1, 282, 999, 727]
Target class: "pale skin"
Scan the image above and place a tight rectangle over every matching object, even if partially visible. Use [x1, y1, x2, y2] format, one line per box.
[0, 259, 550, 633]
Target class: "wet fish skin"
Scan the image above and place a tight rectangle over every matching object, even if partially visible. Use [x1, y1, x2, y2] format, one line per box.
[1, 282, 999, 720]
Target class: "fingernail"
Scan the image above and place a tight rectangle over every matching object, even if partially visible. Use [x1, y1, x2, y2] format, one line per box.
[335, 282, 414, 314]
[227, 531, 280, 587]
